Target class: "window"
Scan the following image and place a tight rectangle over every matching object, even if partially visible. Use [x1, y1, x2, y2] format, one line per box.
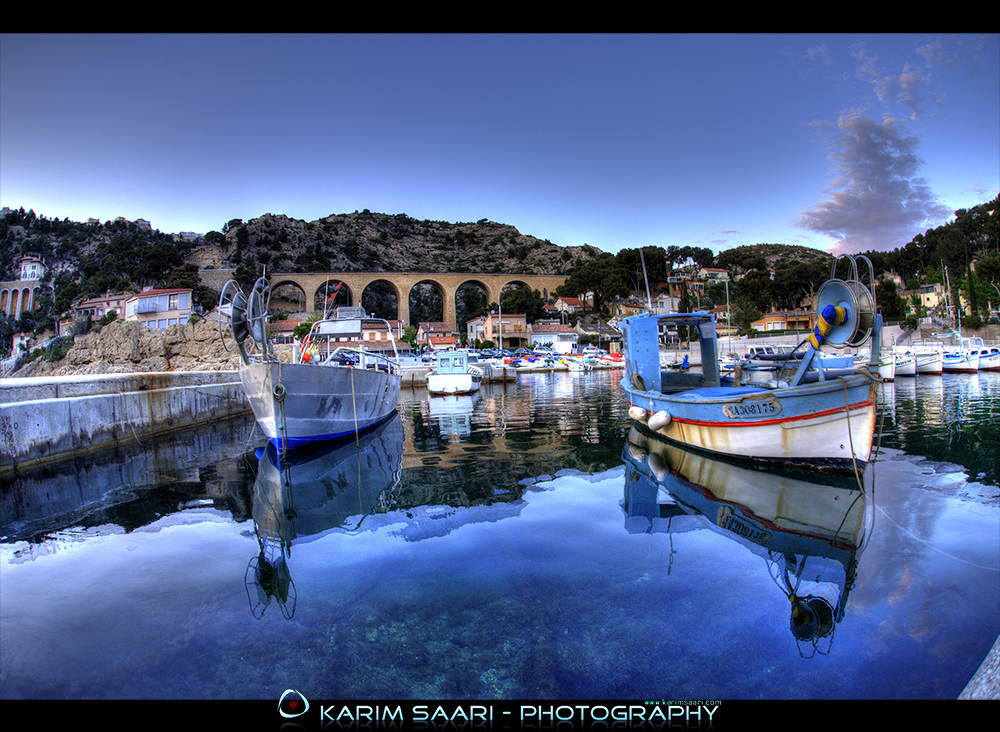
[168, 293, 179, 310]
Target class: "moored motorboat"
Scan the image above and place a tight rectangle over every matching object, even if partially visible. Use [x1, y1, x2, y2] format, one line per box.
[915, 350, 944, 374]
[966, 337, 1000, 371]
[426, 351, 484, 395]
[220, 277, 402, 452]
[893, 353, 917, 377]
[942, 349, 981, 373]
[620, 255, 883, 475]
[876, 351, 896, 381]
[894, 343, 943, 375]
[560, 356, 593, 372]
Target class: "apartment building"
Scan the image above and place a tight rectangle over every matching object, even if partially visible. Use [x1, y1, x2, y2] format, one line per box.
[124, 288, 193, 329]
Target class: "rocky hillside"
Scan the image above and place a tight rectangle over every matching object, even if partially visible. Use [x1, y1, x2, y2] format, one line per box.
[14, 317, 241, 377]
[211, 211, 600, 277]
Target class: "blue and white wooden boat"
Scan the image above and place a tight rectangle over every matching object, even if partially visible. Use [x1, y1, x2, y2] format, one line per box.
[621, 427, 866, 655]
[942, 346, 980, 373]
[973, 341, 1000, 371]
[220, 277, 401, 452]
[620, 256, 883, 475]
[964, 336, 1000, 371]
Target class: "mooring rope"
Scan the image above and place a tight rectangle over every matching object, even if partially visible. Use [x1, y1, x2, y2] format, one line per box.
[839, 371, 997, 572]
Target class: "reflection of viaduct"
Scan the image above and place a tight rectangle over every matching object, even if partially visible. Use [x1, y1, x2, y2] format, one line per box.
[207, 270, 568, 332]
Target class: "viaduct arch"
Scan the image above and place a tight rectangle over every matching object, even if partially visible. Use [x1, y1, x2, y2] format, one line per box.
[0, 280, 45, 319]
[202, 270, 569, 333]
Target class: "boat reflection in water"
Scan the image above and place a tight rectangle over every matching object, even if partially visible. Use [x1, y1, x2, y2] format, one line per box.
[622, 425, 871, 657]
[247, 415, 404, 619]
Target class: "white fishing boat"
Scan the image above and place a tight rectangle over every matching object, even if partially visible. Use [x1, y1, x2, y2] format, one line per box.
[942, 346, 981, 373]
[876, 352, 896, 381]
[915, 349, 944, 374]
[966, 337, 1000, 371]
[620, 255, 883, 475]
[738, 343, 858, 382]
[893, 352, 917, 377]
[426, 351, 483, 395]
[894, 343, 943, 375]
[220, 277, 401, 452]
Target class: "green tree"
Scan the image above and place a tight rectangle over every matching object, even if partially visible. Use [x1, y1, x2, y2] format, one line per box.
[875, 279, 906, 321]
[500, 287, 545, 323]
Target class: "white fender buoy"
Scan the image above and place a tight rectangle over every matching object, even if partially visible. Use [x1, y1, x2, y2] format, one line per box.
[628, 406, 649, 423]
[648, 410, 672, 431]
[647, 452, 669, 483]
[626, 444, 647, 461]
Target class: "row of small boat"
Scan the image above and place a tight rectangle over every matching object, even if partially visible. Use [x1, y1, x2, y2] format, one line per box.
[724, 338, 999, 384]
[889, 336, 1000, 377]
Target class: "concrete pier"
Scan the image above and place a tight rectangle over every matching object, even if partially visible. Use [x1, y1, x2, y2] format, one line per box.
[0, 364, 516, 473]
[960, 635, 1000, 699]
[1, 371, 250, 474]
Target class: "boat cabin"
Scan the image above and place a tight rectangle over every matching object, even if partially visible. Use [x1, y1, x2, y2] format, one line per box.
[434, 351, 471, 375]
[623, 312, 720, 395]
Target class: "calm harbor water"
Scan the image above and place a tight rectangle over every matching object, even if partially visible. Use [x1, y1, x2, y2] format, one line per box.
[1, 367, 998, 701]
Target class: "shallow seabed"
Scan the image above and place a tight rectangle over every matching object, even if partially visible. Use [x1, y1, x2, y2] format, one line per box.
[1, 369, 997, 701]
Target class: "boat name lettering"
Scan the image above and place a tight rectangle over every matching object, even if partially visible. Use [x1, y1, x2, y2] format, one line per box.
[722, 515, 772, 543]
[723, 400, 781, 419]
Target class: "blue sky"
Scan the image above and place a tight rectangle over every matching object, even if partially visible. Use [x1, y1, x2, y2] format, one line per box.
[2, 33, 997, 256]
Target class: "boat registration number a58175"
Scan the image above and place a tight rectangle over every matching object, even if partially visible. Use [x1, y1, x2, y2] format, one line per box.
[722, 400, 781, 419]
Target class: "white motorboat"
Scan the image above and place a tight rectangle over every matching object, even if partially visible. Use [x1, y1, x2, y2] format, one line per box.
[966, 337, 1000, 371]
[426, 351, 483, 395]
[893, 353, 917, 377]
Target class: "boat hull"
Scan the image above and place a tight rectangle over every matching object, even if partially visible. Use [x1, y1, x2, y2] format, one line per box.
[894, 355, 916, 377]
[942, 352, 980, 373]
[877, 356, 895, 381]
[623, 374, 878, 475]
[977, 349, 1000, 371]
[426, 371, 482, 395]
[915, 352, 943, 374]
[241, 361, 401, 450]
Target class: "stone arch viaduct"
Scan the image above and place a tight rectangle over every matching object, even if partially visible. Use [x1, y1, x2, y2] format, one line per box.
[202, 270, 568, 332]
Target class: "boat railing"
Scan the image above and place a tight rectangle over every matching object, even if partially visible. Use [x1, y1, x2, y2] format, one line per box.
[319, 345, 400, 374]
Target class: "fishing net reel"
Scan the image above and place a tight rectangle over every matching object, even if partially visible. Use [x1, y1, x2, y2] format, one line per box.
[218, 276, 273, 363]
[813, 255, 878, 349]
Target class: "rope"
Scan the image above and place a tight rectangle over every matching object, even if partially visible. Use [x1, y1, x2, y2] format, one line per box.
[872, 501, 1000, 572]
[844, 371, 997, 573]
[350, 365, 360, 450]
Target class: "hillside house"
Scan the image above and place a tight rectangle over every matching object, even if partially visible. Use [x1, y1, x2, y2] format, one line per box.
[698, 267, 730, 282]
[124, 288, 193, 329]
[416, 322, 458, 351]
[750, 309, 814, 333]
[554, 297, 584, 314]
[611, 301, 647, 318]
[1, 256, 50, 319]
[528, 323, 578, 353]
[75, 293, 127, 322]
